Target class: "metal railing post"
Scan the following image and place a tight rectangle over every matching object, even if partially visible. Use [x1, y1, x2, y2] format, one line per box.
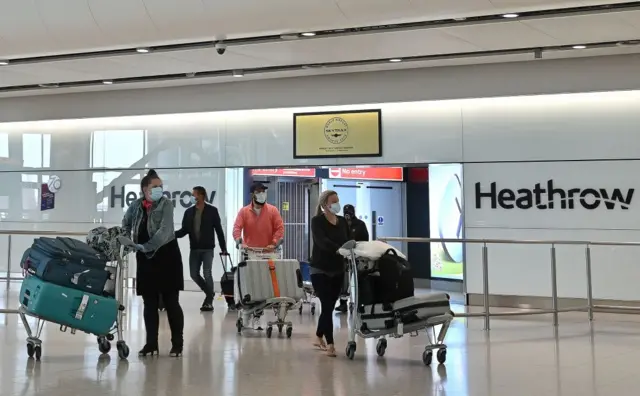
[6, 234, 12, 281]
[585, 245, 594, 321]
[550, 243, 559, 326]
[482, 243, 490, 330]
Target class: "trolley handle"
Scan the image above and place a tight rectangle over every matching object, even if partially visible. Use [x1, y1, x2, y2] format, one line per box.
[219, 252, 234, 272]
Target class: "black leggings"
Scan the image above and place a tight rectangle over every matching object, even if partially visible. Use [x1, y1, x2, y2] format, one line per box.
[311, 273, 344, 345]
[142, 291, 184, 347]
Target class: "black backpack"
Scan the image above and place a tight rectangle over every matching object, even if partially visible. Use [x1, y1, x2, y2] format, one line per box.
[358, 249, 414, 309]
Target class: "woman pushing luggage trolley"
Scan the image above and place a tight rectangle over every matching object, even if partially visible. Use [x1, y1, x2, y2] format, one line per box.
[338, 240, 454, 366]
[234, 242, 304, 338]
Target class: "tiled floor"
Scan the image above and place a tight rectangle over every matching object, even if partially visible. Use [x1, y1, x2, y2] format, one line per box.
[1, 282, 640, 396]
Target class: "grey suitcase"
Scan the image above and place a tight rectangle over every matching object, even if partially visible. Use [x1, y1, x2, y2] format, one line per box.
[360, 293, 451, 332]
[234, 259, 304, 305]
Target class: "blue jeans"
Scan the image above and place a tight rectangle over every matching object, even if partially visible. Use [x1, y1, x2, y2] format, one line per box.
[190, 249, 214, 305]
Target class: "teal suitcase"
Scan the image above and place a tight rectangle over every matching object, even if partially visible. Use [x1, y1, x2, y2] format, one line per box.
[20, 275, 118, 336]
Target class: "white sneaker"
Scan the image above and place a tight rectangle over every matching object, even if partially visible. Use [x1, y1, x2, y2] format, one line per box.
[252, 316, 263, 331]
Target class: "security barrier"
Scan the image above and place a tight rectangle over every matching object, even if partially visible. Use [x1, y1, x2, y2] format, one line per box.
[379, 237, 640, 330]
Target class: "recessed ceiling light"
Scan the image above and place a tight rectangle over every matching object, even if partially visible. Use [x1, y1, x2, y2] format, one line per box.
[232, 70, 245, 77]
[136, 47, 150, 53]
[453, 17, 467, 21]
[502, 13, 519, 18]
[0, 60, 8, 66]
[38, 83, 59, 88]
[572, 45, 587, 49]
[301, 32, 316, 37]
[102, 80, 113, 85]
[389, 58, 403, 63]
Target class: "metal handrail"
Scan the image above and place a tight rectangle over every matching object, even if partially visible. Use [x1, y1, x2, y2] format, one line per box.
[378, 236, 640, 330]
[0, 230, 88, 236]
[379, 236, 640, 247]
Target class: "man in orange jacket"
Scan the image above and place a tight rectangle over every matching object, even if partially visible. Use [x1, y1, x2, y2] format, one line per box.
[233, 182, 285, 250]
[232, 181, 285, 330]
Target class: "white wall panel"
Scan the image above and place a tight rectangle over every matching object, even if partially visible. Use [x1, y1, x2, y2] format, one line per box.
[464, 161, 640, 300]
[461, 91, 640, 163]
[223, 109, 338, 168]
[334, 101, 464, 165]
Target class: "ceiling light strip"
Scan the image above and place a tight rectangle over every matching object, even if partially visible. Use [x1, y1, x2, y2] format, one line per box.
[2, 2, 640, 66]
[1, 39, 634, 94]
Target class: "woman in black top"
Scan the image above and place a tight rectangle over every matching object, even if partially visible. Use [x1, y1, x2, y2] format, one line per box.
[310, 189, 350, 357]
[122, 169, 185, 357]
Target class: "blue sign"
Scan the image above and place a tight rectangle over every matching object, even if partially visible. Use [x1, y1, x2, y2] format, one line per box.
[377, 216, 384, 226]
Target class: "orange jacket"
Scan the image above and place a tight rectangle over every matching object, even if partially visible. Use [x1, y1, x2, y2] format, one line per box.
[232, 203, 285, 248]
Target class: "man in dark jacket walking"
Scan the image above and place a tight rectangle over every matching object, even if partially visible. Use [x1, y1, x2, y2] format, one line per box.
[336, 204, 369, 313]
[175, 186, 228, 312]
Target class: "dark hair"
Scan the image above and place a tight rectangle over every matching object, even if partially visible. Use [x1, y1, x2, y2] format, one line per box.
[193, 186, 207, 198]
[141, 169, 160, 189]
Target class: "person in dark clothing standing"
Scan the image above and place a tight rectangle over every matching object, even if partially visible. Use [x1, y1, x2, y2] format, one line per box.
[310, 190, 350, 357]
[122, 169, 185, 357]
[335, 204, 369, 313]
[175, 186, 228, 312]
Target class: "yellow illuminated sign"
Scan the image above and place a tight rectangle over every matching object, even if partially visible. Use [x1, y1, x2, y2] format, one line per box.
[293, 110, 382, 158]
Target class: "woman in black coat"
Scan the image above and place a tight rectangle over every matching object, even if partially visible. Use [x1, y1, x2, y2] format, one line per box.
[122, 169, 185, 357]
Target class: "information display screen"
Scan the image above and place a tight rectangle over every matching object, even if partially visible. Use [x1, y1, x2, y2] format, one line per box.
[293, 110, 382, 158]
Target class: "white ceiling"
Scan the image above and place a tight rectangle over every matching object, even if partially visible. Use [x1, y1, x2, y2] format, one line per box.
[0, 0, 639, 94]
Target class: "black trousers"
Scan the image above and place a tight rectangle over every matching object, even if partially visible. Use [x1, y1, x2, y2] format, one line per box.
[311, 273, 344, 345]
[142, 290, 184, 347]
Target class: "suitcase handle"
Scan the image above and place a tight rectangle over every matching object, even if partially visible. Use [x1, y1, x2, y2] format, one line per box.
[219, 252, 234, 272]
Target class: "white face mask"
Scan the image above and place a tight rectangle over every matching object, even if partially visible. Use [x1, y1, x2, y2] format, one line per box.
[328, 202, 341, 215]
[254, 192, 267, 204]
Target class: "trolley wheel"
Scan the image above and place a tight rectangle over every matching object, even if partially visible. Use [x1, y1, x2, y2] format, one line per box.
[236, 318, 243, 334]
[376, 339, 387, 357]
[349, 303, 354, 314]
[437, 349, 447, 364]
[106, 334, 115, 341]
[422, 350, 433, 366]
[298, 305, 303, 315]
[286, 326, 293, 339]
[345, 342, 356, 360]
[117, 341, 130, 360]
[266, 327, 273, 338]
[34, 345, 42, 361]
[278, 324, 284, 334]
[311, 306, 316, 316]
[98, 339, 111, 354]
[26, 343, 34, 358]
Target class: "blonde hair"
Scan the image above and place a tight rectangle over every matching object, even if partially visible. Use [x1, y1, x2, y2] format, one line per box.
[316, 190, 338, 216]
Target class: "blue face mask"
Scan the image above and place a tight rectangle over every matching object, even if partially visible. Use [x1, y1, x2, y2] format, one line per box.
[150, 187, 164, 202]
[190, 196, 197, 205]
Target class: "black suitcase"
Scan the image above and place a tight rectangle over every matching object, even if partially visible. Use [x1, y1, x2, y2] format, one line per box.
[219, 253, 235, 309]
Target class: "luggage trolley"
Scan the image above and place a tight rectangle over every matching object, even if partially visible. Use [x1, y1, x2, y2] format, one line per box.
[17, 246, 130, 360]
[339, 240, 454, 366]
[235, 245, 301, 338]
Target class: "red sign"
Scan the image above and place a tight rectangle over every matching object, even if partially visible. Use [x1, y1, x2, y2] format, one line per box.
[250, 168, 316, 177]
[328, 167, 403, 181]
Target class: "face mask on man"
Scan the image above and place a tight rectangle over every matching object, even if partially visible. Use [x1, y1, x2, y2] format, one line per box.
[254, 192, 267, 204]
[329, 202, 341, 215]
[190, 196, 198, 205]
[150, 187, 164, 202]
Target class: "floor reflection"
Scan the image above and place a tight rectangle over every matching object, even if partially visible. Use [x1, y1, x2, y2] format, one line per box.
[4, 283, 640, 395]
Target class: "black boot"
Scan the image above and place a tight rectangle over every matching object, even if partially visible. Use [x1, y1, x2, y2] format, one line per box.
[138, 344, 158, 357]
[335, 299, 348, 313]
[170, 342, 183, 357]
